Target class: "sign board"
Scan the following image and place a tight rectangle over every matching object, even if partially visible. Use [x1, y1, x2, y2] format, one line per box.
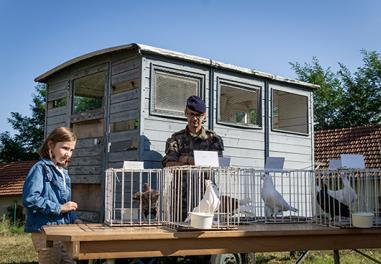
[123, 161, 144, 170]
[194, 150, 219, 167]
[265, 157, 285, 171]
[340, 154, 365, 169]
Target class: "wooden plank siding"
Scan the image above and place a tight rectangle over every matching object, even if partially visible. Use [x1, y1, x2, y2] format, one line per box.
[107, 56, 142, 169]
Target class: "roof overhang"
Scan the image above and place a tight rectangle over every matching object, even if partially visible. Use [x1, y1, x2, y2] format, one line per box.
[35, 43, 319, 89]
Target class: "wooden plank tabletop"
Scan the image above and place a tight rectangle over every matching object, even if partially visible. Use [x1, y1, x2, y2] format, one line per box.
[42, 224, 381, 260]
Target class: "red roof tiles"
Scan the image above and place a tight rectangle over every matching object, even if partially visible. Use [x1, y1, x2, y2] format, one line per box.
[315, 125, 381, 169]
[0, 160, 36, 196]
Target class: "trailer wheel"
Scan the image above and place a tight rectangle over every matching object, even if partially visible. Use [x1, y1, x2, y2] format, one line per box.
[209, 253, 244, 264]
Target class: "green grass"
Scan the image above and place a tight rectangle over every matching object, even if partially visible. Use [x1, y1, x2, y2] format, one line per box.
[0, 217, 37, 264]
[252, 250, 381, 263]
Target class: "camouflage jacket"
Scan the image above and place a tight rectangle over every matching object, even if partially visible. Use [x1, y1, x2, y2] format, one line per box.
[162, 126, 224, 167]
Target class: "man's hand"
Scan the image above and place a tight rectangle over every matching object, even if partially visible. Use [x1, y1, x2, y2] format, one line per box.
[179, 156, 194, 165]
[60, 201, 78, 213]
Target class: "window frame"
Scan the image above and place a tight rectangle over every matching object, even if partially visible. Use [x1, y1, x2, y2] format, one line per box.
[149, 64, 205, 119]
[271, 88, 309, 136]
[71, 71, 107, 115]
[216, 78, 262, 129]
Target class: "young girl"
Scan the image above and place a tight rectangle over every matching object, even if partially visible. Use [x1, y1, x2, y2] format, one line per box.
[23, 127, 81, 263]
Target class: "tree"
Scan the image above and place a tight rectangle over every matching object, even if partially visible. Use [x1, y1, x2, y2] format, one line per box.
[290, 50, 381, 130]
[338, 50, 381, 127]
[0, 84, 46, 163]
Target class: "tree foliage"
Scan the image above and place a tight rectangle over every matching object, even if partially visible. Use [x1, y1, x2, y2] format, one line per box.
[290, 50, 381, 130]
[0, 84, 46, 163]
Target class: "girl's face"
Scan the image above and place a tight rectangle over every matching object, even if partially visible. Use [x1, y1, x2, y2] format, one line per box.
[49, 140, 76, 167]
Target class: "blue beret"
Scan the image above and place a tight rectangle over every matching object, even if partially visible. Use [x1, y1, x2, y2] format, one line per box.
[186, 95, 206, 113]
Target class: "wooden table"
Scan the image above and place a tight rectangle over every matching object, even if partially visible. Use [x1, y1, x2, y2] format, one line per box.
[42, 224, 381, 260]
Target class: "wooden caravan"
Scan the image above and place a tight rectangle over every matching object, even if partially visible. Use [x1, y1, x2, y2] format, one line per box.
[35, 43, 318, 221]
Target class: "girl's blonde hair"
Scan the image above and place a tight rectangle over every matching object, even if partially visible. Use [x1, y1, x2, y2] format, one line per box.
[39, 127, 77, 160]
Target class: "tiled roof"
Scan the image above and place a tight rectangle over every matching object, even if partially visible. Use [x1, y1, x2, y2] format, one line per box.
[315, 125, 381, 169]
[0, 160, 36, 196]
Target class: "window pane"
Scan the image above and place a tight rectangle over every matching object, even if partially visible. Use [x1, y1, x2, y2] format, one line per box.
[219, 83, 259, 126]
[272, 90, 308, 134]
[48, 97, 67, 109]
[152, 70, 200, 116]
[73, 72, 105, 113]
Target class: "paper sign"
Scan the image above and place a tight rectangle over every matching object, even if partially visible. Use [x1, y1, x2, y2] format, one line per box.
[193, 151, 219, 167]
[340, 154, 365, 169]
[265, 157, 285, 171]
[123, 161, 144, 170]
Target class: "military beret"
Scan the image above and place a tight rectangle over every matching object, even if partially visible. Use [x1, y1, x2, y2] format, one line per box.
[186, 95, 206, 113]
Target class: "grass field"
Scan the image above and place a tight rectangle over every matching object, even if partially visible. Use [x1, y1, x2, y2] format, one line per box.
[0, 218, 37, 263]
[1, 218, 381, 263]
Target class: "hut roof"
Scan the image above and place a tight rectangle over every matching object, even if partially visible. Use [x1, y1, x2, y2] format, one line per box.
[0, 161, 36, 196]
[35, 43, 319, 89]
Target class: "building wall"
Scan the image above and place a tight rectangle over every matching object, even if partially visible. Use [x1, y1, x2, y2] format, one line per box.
[0, 195, 22, 216]
[43, 49, 315, 222]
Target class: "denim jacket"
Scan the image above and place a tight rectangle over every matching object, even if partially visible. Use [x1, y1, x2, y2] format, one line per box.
[23, 158, 77, 232]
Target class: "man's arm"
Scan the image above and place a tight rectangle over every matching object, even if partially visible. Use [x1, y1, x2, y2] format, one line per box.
[162, 136, 194, 167]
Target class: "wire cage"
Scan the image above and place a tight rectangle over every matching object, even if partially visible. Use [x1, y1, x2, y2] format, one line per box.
[238, 169, 315, 224]
[105, 168, 164, 226]
[162, 166, 241, 230]
[315, 169, 381, 228]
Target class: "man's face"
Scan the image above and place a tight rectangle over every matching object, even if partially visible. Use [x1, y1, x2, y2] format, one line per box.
[185, 108, 206, 130]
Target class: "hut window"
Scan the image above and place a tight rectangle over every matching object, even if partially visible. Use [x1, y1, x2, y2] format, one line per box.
[72, 72, 106, 114]
[151, 66, 203, 118]
[48, 97, 67, 109]
[272, 90, 308, 134]
[218, 81, 260, 127]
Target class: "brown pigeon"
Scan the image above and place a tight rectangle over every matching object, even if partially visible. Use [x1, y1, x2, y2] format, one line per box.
[133, 183, 160, 219]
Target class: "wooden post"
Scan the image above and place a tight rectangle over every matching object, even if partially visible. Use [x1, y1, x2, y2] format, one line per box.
[333, 250, 340, 264]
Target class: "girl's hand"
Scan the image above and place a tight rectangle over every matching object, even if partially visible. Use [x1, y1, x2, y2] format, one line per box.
[74, 218, 83, 224]
[60, 201, 78, 213]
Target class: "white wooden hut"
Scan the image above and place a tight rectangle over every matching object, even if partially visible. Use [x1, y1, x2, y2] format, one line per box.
[35, 43, 318, 221]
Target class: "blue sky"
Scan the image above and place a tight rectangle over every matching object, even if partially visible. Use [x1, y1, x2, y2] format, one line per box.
[1, 0, 380, 133]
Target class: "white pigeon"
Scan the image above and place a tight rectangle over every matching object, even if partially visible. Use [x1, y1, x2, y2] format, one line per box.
[260, 173, 297, 217]
[326, 174, 357, 208]
[185, 180, 220, 222]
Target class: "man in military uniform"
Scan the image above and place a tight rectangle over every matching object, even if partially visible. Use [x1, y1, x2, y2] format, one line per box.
[162, 95, 224, 167]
